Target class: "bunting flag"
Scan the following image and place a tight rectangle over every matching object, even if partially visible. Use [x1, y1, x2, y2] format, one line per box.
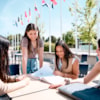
[42, 1, 51, 9]
[25, 11, 27, 18]
[42, 0, 45, 5]
[63, 0, 65, 2]
[18, 17, 20, 22]
[20, 15, 23, 25]
[34, 4, 38, 11]
[50, 0, 57, 5]
[28, 8, 31, 22]
[20, 20, 23, 25]
[29, 8, 31, 17]
[15, 21, 18, 27]
[13, 21, 18, 27]
[42, 3, 49, 7]
[51, 3, 54, 8]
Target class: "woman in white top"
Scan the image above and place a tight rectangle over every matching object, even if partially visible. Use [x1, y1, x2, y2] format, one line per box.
[0, 36, 30, 96]
[54, 40, 79, 79]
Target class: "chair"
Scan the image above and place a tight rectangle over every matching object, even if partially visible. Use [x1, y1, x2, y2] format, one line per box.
[9, 64, 19, 75]
[79, 63, 88, 78]
[81, 54, 87, 62]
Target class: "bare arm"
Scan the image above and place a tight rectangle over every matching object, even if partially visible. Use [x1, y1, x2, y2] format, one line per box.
[22, 47, 28, 74]
[64, 59, 79, 79]
[0, 78, 30, 96]
[53, 59, 65, 76]
[38, 47, 44, 68]
[84, 61, 100, 84]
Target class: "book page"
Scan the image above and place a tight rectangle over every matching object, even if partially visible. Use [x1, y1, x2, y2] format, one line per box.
[31, 65, 54, 78]
[41, 75, 66, 84]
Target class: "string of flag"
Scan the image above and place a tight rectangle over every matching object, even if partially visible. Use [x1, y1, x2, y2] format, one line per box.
[13, 0, 66, 27]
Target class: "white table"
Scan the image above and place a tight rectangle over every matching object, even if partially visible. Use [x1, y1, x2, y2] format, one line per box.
[8, 76, 73, 100]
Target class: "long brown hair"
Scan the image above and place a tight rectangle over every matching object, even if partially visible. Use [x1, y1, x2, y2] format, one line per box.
[55, 40, 74, 69]
[23, 23, 40, 53]
[0, 36, 9, 82]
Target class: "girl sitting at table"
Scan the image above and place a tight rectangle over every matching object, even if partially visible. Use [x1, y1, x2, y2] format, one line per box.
[53, 40, 79, 79]
[21, 23, 44, 74]
[0, 36, 30, 96]
[49, 39, 100, 89]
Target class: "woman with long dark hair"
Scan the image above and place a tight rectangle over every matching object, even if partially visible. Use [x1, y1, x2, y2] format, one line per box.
[0, 36, 29, 96]
[21, 23, 44, 74]
[54, 40, 79, 79]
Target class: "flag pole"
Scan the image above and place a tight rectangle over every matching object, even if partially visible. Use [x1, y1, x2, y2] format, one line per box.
[75, 0, 78, 52]
[49, 1, 51, 53]
[60, 0, 62, 40]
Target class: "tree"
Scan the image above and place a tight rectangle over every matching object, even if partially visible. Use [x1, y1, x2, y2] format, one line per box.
[45, 35, 56, 43]
[64, 31, 75, 47]
[51, 35, 56, 43]
[69, 0, 97, 54]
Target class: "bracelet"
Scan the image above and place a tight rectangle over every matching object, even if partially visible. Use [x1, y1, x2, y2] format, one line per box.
[14, 76, 16, 82]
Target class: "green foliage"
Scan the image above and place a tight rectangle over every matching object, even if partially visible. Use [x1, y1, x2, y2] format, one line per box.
[69, 0, 97, 53]
[44, 42, 55, 52]
[51, 36, 56, 43]
[63, 31, 75, 47]
[45, 35, 56, 43]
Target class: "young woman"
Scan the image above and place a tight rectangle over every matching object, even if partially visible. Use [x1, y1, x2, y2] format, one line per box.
[50, 39, 100, 89]
[21, 23, 44, 74]
[54, 40, 79, 79]
[0, 36, 30, 96]
[84, 39, 100, 84]
[84, 61, 100, 84]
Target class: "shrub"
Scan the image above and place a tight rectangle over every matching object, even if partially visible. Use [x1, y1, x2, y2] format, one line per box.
[44, 42, 55, 52]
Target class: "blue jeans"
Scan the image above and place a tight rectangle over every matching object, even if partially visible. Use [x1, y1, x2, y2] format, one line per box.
[27, 58, 39, 74]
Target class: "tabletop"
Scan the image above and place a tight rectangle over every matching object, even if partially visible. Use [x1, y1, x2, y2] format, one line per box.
[8, 76, 73, 100]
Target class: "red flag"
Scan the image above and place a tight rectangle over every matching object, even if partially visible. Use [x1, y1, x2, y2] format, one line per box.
[42, 0, 45, 4]
[25, 11, 27, 18]
[50, 0, 57, 5]
[34, 4, 38, 11]
[20, 20, 23, 25]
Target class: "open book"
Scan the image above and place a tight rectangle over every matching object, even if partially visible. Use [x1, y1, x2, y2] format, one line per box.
[58, 83, 100, 100]
[31, 65, 66, 84]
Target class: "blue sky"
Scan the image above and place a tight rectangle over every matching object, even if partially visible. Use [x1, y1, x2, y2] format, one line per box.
[0, 0, 85, 38]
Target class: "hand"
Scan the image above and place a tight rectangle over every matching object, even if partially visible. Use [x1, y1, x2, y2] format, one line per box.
[53, 71, 63, 76]
[21, 77, 30, 87]
[16, 75, 27, 82]
[49, 79, 70, 89]
[49, 84, 63, 89]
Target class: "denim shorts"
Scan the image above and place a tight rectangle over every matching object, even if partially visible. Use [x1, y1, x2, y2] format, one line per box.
[27, 58, 39, 74]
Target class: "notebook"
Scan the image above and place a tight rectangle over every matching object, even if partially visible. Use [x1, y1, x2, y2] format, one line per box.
[0, 94, 12, 100]
[58, 83, 100, 100]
